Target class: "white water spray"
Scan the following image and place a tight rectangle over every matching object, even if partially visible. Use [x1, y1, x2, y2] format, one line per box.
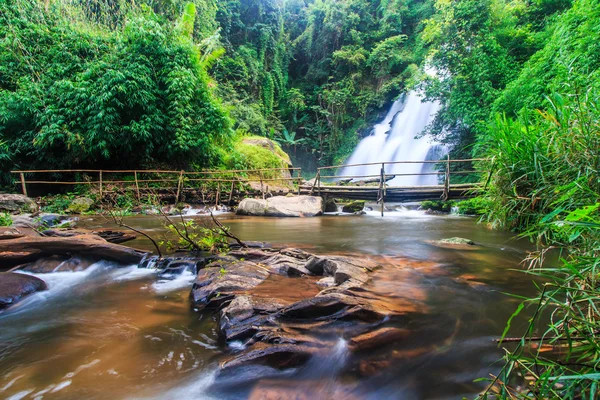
[339, 91, 446, 186]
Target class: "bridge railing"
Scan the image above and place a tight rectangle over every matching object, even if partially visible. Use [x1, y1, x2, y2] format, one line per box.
[10, 167, 303, 203]
[306, 157, 493, 213]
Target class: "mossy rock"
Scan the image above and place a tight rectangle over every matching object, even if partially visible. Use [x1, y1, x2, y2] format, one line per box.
[439, 237, 476, 245]
[342, 201, 365, 213]
[67, 197, 94, 213]
[323, 198, 338, 212]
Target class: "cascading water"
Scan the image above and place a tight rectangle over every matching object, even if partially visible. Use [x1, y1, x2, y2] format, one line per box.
[339, 91, 446, 186]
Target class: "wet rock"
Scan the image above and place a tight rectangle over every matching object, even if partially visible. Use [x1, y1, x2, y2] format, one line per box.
[342, 201, 365, 213]
[349, 327, 410, 352]
[158, 260, 197, 276]
[40, 214, 71, 228]
[426, 237, 479, 249]
[323, 198, 338, 213]
[0, 272, 47, 309]
[236, 196, 323, 217]
[0, 230, 147, 269]
[191, 260, 270, 308]
[17, 255, 97, 273]
[0, 194, 37, 213]
[221, 342, 318, 370]
[189, 247, 405, 372]
[67, 197, 94, 213]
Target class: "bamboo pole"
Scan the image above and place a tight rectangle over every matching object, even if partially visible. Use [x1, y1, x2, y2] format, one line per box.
[19, 173, 27, 197]
[443, 155, 450, 201]
[175, 170, 184, 204]
[297, 169, 301, 196]
[228, 179, 235, 205]
[215, 182, 220, 206]
[309, 170, 320, 195]
[259, 170, 265, 199]
[134, 171, 140, 200]
[99, 170, 103, 198]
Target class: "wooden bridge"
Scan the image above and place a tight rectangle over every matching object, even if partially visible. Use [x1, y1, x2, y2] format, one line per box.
[11, 157, 491, 207]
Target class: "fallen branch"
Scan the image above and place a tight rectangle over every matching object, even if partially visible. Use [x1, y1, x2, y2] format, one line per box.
[210, 212, 247, 248]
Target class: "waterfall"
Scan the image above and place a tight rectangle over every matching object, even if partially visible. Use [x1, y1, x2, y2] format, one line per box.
[339, 92, 446, 186]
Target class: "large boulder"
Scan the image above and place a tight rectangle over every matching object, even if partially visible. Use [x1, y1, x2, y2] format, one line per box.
[0, 194, 36, 213]
[0, 272, 47, 309]
[236, 196, 323, 217]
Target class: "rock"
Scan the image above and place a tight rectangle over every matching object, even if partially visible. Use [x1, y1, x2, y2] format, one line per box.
[221, 342, 318, 370]
[11, 215, 37, 228]
[0, 194, 37, 213]
[40, 214, 71, 227]
[342, 201, 365, 213]
[17, 255, 97, 273]
[440, 237, 476, 245]
[242, 137, 293, 169]
[323, 198, 338, 213]
[0, 230, 148, 269]
[67, 197, 94, 213]
[349, 327, 410, 352]
[236, 196, 323, 217]
[189, 247, 404, 372]
[425, 237, 479, 249]
[0, 272, 47, 309]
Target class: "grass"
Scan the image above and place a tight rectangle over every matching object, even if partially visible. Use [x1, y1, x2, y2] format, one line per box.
[478, 89, 600, 398]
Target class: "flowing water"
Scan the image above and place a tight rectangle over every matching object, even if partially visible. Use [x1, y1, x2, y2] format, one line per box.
[339, 92, 445, 186]
[0, 211, 537, 399]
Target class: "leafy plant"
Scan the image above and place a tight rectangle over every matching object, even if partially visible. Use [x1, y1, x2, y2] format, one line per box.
[0, 213, 12, 227]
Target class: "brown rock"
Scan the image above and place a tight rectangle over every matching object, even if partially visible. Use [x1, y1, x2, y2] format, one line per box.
[0, 272, 47, 309]
[349, 327, 410, 352]
[0, 232, 147, 269]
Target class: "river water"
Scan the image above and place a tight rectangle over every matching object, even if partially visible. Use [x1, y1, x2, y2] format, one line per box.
[0, 210, 536, 399]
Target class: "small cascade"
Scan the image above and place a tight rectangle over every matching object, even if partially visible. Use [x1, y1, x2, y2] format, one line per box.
[339, 91, 446, 186]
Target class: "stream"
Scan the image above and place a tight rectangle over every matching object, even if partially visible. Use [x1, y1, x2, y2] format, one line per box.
[0, 210, 536, 399]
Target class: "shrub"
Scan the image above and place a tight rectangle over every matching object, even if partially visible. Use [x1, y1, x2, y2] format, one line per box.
[0, 213, 12, 226]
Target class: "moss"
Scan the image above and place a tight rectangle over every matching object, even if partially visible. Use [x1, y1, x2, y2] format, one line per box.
[420, 200, 455, 212]
[455, 197, 492, 216]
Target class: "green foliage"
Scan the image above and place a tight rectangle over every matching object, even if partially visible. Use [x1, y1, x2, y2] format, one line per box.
[454, 197, 492, 216]
[0, 0, 231, 173]
[0, 213, 12, 227]
[479, 89, 600, 396]
[420, 200, 455, 212]
[163, 218, 229, 253]
[42, 194, 78, 214]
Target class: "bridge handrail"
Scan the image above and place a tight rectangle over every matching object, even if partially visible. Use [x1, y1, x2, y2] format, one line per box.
[316, 158, 491, 171]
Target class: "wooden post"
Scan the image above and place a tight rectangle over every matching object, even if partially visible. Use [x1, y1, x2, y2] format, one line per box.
[228, 179, 235, 205]
[380, 163, 385, 217]
[310, 170, 320, 195]
[175, 170, 184, 204]
[134, 171, 140, 201]
[215, 182, 220, 206]
[259, 170, 265, 199]
[318, 171, 322, 197]
[98, 170, 103, 198]
[297, 169, 301, 196]
[443, 155, 450, 201]
[19, 172, 27, 197]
